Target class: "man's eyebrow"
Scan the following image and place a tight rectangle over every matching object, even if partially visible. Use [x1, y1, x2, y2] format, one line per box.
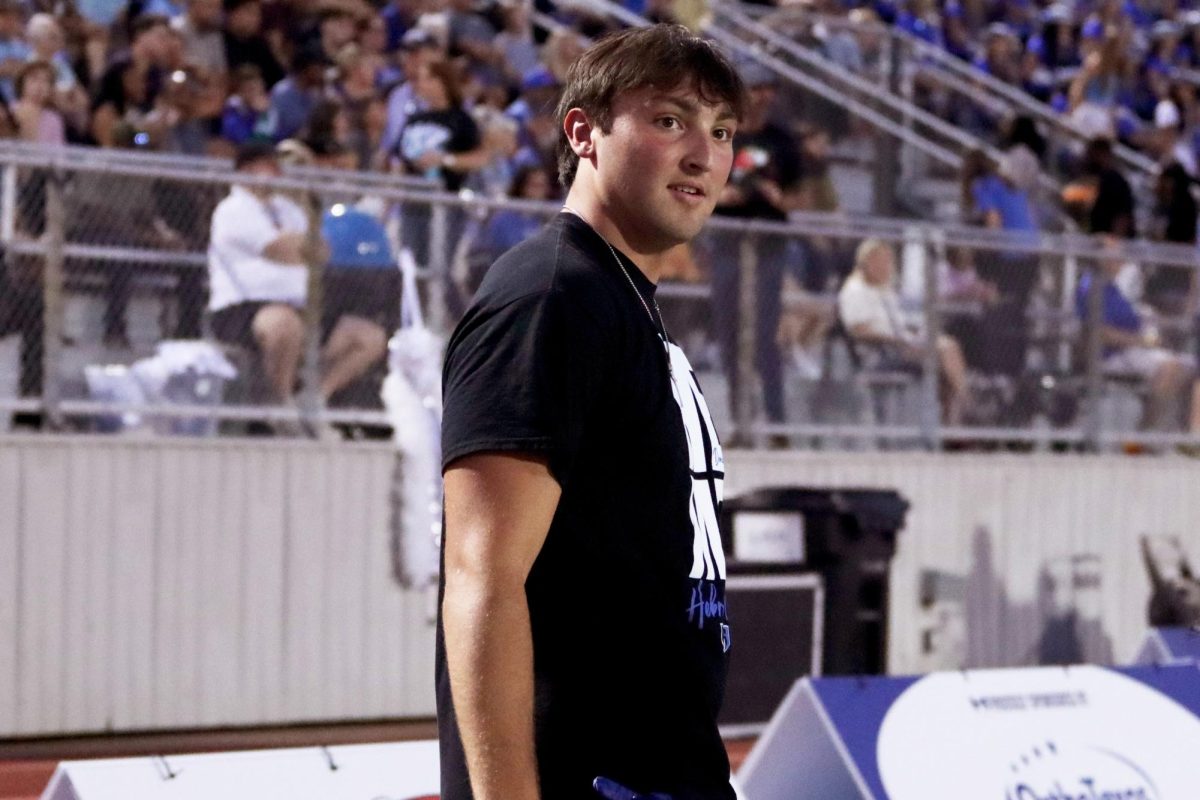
[654, 95, 738, 122]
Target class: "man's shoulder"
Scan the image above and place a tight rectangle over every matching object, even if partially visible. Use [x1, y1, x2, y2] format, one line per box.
[473, 217, 624, 320]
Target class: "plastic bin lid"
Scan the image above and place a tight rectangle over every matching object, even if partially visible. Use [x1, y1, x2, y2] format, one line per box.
[724, 486, 910, 532]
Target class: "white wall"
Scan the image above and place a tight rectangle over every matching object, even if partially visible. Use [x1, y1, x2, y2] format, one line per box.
[3, 437, 1197, 736]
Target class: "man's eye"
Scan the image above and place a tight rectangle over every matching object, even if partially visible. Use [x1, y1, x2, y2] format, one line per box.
[713, 128, 733, 141]
[657, 117, 681, 129]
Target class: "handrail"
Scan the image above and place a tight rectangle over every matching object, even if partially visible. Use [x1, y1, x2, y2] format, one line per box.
[707, 0, 1077, 219]
[573, 0, 965, 170]
[741, 3, 1157, 182]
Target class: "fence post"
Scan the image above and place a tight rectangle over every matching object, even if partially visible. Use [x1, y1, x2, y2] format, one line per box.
[42, 169, 64, 429]
[1081, 243, 1104, 452]
[301, 188, 325, 428]
[429, 199, 449, 333]
[736, 232, 758, 446]
[1, 164, 16, 243]
[919, 228, 941, 449]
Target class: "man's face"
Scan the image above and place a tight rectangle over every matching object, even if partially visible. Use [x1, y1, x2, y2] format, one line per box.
[863, 247, 894, 285]
[226, 2, 261, 37]
[587, 84, 737, 251]
[189, 0, 222, 29]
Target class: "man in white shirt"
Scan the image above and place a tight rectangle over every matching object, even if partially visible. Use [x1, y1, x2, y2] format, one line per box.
[208, 141, 387, 409]
[838, 238, 970, 425]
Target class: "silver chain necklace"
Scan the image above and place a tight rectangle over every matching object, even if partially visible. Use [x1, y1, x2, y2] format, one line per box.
[560, 206, 669, 341]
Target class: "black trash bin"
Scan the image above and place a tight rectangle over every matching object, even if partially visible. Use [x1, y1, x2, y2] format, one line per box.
[720, 487, 909, 678]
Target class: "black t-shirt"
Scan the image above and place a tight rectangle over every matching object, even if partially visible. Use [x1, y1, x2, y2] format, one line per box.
[223, 32, 286, 88]
[715, 122, 802, 222]
[438, 213, 733, 800]
[396, 107, 480, 192]
[1089, 167, 1137, 238]
[90, 55, 161, 116]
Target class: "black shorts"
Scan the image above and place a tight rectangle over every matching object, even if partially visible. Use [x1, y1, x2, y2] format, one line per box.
[209, 271, 401, 353]
[322, 269, 401, 336]
[208, 300, 296, 352]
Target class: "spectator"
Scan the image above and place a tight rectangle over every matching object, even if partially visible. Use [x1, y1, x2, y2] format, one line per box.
[444, 0, 496, 65]
[172, 0, 226, 80]
[0, 0, 31, 103]
[90, 14, 172, 147]
[299, 98, 355, 168]
[970, 147, 1039, 376]
[1150, 98, 1197, 177]
[267, 46, 327, 141]
[395, 59, 482, 315]
[223, 0, 283, 89]
[505, 66, 560, 173]
[329, 42, 377, 163]
[479, 163, 551, 255]
[378, 0, 415, 53]
[1144, 162, 1198, 313]
[221, 62, 272, 144]
[12, 60, 64, 144]
[25, 14, 87, 133]
[493, 0, 538, 87]
[395, 60, 482, 189]
[357, 14, 400, 88]
[711, 62, 803, 429]
[838, 239, 970, 425]
[314, 4, 360, 62]
[1082, 136, 1137, 237]
[379, 27, 440, 163]
[468, 105, 518, 197]
[1075, 236, 1200, 433]
[207, 141, 387, 410]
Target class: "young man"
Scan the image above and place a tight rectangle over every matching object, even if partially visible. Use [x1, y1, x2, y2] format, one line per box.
[438, 24, 745, 800]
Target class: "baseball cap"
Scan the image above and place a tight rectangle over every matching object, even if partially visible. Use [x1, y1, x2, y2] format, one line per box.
[1155, 99, 1182, 130]
[399, 27, 438, 51]
[234, 140, 279, 170]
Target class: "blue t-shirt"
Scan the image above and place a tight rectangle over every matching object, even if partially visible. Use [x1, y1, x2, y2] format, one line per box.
[1076, 273, 1142, 355]
[972, 174, 1037, 233]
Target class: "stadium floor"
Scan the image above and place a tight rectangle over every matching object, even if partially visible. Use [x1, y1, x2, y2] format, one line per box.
[0, 722, 755, 799]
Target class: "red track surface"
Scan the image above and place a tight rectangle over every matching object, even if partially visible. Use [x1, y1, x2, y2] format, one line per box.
[0, 727, 757, 799]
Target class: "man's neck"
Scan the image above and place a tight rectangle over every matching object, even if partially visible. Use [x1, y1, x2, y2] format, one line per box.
[563, 185, 671, 284]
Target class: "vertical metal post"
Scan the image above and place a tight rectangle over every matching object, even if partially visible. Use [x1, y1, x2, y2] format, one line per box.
[1, 164, 16, 243]
[42, 170, 64, 429]
[920, 230, 941, 448]
[429, 200, 448, 333]
[301, 188, 325, 425]
[736, 233, 758, 446]
[872, 31, 902, 216]
[1081, 246, 1104, 451]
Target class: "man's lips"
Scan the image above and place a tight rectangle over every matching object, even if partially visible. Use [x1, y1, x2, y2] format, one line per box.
[668, 183, 707, 198]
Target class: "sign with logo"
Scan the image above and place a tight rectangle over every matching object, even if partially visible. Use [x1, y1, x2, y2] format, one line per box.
[41, 740, 439, 800]
[739, 665, 1200, 800]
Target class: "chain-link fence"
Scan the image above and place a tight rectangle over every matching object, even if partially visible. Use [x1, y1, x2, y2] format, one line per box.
[0, 142, 1197, 450]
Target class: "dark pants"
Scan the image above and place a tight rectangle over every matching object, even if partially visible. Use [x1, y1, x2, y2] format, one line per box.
[707, 231, 787, 423]
[0, 251, 44, 396]
[401, 202, 467, 321]
[976, 253, 1038, 377]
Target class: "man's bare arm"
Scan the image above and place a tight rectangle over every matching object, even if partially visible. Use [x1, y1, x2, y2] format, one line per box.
[443, 452, 562, 800]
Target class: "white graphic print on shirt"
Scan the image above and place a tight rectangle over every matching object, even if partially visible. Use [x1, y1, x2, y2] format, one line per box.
[665, 340, 726, 581]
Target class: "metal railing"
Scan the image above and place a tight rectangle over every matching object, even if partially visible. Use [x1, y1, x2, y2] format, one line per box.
[0, 143, 1198, 451]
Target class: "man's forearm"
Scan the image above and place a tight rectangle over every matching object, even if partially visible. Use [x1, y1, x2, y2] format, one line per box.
[443, 574, 541, 800]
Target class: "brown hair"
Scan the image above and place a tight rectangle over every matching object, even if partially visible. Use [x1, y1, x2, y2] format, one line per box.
[423, 60, 463, 109]
[15, 60, 54, 101]
[554, 24, 745, 188]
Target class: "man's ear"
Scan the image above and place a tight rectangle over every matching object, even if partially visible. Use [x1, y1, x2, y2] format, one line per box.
[563, 107, 595, 159]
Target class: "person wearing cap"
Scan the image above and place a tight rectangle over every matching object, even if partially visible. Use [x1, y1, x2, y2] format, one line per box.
[207, 141, 388, 412]
[1151, 96, 1197, 177]
[709, 60, 802, 437]
[379, 27, 441, 160]
[267, 46, 328, 141]
[222, 0, 283, 88]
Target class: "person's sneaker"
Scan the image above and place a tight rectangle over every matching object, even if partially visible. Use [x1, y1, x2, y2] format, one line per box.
[791, 345, 823, 381]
